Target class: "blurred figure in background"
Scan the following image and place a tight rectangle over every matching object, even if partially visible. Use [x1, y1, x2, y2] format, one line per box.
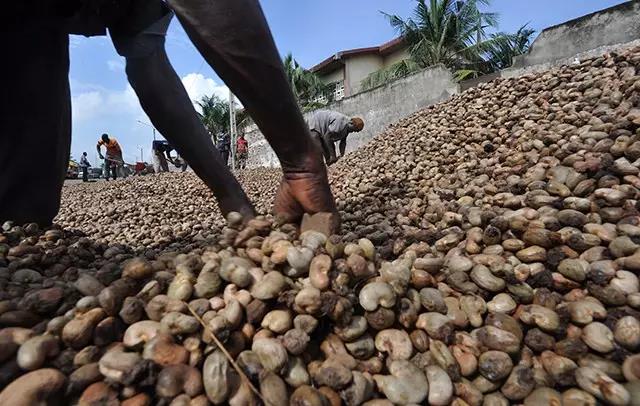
[216, 133, 231, 166]
[307, 110, 364, 165]
[236, 134, 249, 169]
[97, 133, 123, 181]
[79, 152, 91, 182]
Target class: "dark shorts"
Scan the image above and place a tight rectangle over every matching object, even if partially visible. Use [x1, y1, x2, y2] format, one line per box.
[66, 0, 173, 58]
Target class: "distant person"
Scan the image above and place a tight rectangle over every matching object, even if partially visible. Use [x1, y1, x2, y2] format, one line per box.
[152, 139, 175, 173]
[217, 133, 231, 166]
[236, 134, 249, 169]
[307, 110, 364, 165]
[97, 133, 123, 181]
[79, 152, 91, 182]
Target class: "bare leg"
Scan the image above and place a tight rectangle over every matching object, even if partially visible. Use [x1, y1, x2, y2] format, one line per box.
[167, 0, 338, 226]
[0, 19, 71, 225]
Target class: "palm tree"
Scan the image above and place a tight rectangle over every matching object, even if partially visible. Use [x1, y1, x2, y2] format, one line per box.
[197, 94, 229, 136]
[384, 0, 501, 70]
[283, 53, 331, 110]
[364, 0, 530, 87]
[485, 24, 536, 71]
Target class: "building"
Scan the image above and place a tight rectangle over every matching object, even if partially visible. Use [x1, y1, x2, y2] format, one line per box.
[310, 37, 409, 100]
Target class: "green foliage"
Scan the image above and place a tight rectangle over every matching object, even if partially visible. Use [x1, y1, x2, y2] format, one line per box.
[361, 59, 422, 91]
[283, 53, 332, 110]
[197, 94, 229, 135]
[484, 24, 536, 70]
[365, 0, 535, 88]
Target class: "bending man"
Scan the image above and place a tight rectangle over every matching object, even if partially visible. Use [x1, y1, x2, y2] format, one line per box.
[97, 133, 123, 181]
[2, 0, 337, 228]
[307, 110, 364, 165]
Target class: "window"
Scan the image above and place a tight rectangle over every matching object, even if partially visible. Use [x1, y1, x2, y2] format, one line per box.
[334, 81, 345, 100]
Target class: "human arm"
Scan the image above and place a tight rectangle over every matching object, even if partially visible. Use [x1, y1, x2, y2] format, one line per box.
[166, 0, 338, 227]
[96, 143, 104, 159]
[339, 137, 347, 158]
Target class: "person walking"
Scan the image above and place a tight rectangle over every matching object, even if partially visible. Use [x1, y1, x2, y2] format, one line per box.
[96, 133, 123, 181]
[307, 110, 364, 166]
[79, 152, 91, 182]
[236, 134, 249, 169]
[217, 133, 231, 166]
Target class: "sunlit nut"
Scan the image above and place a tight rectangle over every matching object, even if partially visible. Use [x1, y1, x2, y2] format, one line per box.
[614, 315, 640, 350]
[561, 388, 597, 406]
[578, 354, 624, 382]
[142, 333, 189, 366]
[252, 338, 288, 374]
[517, 304, 559, 332]
[430, 339, 460, 381]
[294, 287, 322, 315]
[470, 265, 505, 292]
[290, 385, 329, 406]
[294, 315, 318, 335]
[260, 370, 289, 406]
[410, 330, 429, 352]
[416, 312, 454, 342]
[540, 351, 577, 386]
[425, 365, 453, 405]
[312, 359, 353, 390]
[309, 254, 332, 291]
[460, 295, 486, 328]
[566, 299, 607, 325]
[156, 364, 203, 398]
[62, 308, 106, 350]
[475, 326, 520, 355]
[483, 392, 510, 406]
[419, 288, 447, 314]
[219, 257, 253, 288]
[123, 320, 161, 348]
[145, 295, 187, 321]
[340, 370, 374, 406]
[203, 350, 230, 404]
[160, 312, 199, 335]
[284, 356, 310, 388]
[622, 354, 640, 382]
[478, 351, 512, 381]
[501, 365, 535, 400]
[359, 282, 396, 312]
[575, 366, 630, 406]
[16, 334, 59, 371]
[260, 310, 292, 334]
[454, 377, 483, 406]
[374, 329, 412, 360]
[98, 349, 142, 384]
[610, 270, 639, 295]
[250, 271, 286, 300]
[373, 360, 428, 404]
[283, 329, 310, 356]
[524, 387, 562, 406]
[487, 293, 517, 314]
[557, 259, 589, 282]
[582, 322, 615, 353]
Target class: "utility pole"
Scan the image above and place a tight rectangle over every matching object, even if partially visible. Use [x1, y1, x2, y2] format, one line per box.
[229, 89, 237, 171]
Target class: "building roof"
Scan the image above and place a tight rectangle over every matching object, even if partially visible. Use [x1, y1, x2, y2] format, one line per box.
[310, 37, 405, 74]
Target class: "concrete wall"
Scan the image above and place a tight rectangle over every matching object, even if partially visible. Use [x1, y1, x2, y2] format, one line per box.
[244, 2, 640, 169]
[508, 1, 640, 72]
[318, 68, 345, 86]
[383, 48, 411, 67]
[345, 54, 384, 96]
[244, 65, 458, 168]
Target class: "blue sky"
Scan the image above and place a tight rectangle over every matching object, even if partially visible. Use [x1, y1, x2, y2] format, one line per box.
[70, 0, 627, 165]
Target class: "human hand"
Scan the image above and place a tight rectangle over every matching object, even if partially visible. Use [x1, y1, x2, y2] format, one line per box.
[273, 144, 340, 232]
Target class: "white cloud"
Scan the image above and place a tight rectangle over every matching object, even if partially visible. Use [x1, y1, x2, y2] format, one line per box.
[181, 72, 231, 113]
[107, 59, 125, 72]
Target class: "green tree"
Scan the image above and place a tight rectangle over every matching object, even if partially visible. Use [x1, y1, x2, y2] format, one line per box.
[363, 0, 532, 89]
[485, 24, 536, 71]
[283, 53, 331, 111]
[197, 94, 229, 136]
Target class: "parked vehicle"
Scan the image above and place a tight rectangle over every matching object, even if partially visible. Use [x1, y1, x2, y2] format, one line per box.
[66, 160, 79, 179]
